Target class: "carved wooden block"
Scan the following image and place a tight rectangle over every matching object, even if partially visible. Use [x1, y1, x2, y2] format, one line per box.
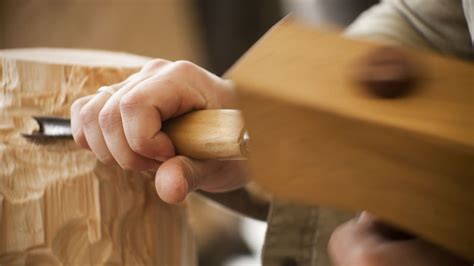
[0, 48, 196, 265]
[227, 18, 474, 260]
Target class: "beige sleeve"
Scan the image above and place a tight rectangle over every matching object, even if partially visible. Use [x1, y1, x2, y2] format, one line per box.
[344, 0, 473, 59]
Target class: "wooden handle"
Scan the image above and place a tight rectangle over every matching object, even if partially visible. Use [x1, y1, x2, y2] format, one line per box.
[162, 109, 247, 160]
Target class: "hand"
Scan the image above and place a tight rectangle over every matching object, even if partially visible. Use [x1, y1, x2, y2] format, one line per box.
[70, 59, 249, 203]
[328, 212, 470, 266]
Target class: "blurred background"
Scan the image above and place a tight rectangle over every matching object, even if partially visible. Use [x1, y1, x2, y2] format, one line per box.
[0, 0, 378, 265]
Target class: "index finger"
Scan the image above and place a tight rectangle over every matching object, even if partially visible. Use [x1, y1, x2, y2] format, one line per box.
[70, 95, 94, 149]
[118, 65, 209, 160]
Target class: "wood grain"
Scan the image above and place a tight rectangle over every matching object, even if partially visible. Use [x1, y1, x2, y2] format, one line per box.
[0, 48, 196, 265]
[226, 17, 474, 260]
[163, 109, 247, 160]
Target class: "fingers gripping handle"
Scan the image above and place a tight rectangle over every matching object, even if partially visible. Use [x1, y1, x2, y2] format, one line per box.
[162, 109, 248, 160]
[26, 110, 247, 160]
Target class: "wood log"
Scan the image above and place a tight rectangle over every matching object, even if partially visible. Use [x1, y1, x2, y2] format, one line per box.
[226, 18, 474, 260]
[0, 48, 196, 265]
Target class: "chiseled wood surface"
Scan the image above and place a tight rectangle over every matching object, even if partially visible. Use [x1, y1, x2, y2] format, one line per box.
[0, 48, 196, 265]
[227, 18, 474, 259]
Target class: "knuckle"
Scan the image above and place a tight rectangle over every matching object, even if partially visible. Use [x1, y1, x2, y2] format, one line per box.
[172, 60, 197, 73]
[114, 73, 139, 87]
[128, 138, 150, 155]
[98, 107, 119, 130]
[119, 92, 141, 110]
[71, 96, 90, 111]
[121, 73, 139, 85]
[150, 76, 179, 90]
[142, 59, 169, 73]
[126, 73, 140, 80]
[70, 99, 82, 113]
[79, 106, 97, 126]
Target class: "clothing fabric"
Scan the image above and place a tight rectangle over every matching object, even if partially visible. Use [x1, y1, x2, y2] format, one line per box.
[261, 1, 473, 265]
[346, 0, 473, 58]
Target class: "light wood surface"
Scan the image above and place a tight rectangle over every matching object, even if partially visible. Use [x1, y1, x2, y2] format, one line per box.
[226, 18, 474, 260]
[0, 0, 205, 64]
[163, 109, 247, 160]
[0, 48, 196, 265]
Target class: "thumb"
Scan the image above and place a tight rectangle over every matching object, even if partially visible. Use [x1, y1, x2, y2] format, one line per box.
[154, 155, 247, 204]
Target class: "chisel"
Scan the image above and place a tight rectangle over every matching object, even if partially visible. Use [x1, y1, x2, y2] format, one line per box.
[23, 109, 249, 160]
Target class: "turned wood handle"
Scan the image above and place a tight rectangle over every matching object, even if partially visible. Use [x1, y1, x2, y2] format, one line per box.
[162, 109, 248, 160]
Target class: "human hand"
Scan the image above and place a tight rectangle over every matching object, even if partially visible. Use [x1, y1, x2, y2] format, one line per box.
[329, 212, 470, 266]
[70, 59, 249, 203]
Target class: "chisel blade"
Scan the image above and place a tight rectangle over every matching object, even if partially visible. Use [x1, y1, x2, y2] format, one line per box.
[22, 116, 73, 139]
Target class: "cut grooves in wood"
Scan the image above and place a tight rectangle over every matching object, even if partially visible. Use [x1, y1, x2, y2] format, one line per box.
[0, 48, 196, 265]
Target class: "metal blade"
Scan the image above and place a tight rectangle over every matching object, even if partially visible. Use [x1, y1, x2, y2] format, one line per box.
[22, 116, 73, 139]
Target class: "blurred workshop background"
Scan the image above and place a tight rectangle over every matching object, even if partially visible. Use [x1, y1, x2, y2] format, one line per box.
[0, 0, 377, 265]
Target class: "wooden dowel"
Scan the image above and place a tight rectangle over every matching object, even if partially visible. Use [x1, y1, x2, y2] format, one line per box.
[163, 109, 247, 160]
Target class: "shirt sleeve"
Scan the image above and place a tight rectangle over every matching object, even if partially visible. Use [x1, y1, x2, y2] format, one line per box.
[344, 0, 473, 59]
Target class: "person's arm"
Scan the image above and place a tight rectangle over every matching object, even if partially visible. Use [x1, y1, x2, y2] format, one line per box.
[345, 0, 473, 59]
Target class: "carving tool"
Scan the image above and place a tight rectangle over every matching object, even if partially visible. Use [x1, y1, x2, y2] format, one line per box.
[15, 17, 474, 261]
[23, 109, 249, 160]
